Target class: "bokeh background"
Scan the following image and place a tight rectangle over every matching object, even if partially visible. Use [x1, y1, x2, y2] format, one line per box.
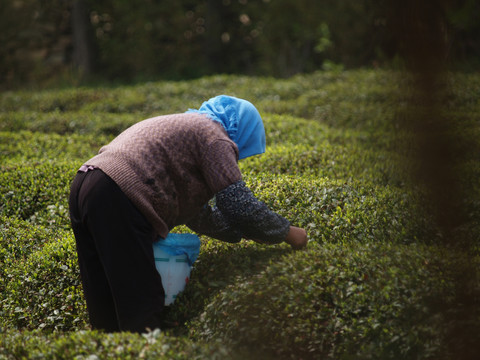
[1, 0, 479, 89]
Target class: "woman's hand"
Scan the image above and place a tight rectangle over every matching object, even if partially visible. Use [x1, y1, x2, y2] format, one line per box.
[285, 226, 308, 250]
[247, 226, 308, 249]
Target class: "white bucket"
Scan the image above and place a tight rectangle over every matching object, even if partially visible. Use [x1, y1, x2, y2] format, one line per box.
[153, 247, 191, 305]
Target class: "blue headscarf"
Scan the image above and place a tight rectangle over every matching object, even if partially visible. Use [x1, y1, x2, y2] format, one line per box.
[186, 95, 266, 160]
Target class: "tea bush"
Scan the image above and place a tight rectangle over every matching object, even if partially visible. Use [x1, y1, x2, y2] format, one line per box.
[192, 242, 475, 360]
[161, 239, 291, 330]
[0, 328, 233, 359]
[0, 131, 109, 164]
[1, 232, 88, 332]
[244, 175, 435, 245]
[0, 216, 54, 269]
[0, 110, 136, 136]
[0, 217, 62, 295]
[240, 143, 405, 187]
[0, 162, 75, 229]
[0, 70, 400, 127]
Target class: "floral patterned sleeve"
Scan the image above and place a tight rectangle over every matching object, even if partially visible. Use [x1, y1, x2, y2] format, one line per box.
[186, 205, 243, 243]
[187, 180, 290, 244]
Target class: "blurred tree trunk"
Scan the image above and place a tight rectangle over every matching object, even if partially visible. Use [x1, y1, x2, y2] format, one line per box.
[72, 0, 96, 75]
[205, 0, 222, 72]
[388, 1, 479, 358]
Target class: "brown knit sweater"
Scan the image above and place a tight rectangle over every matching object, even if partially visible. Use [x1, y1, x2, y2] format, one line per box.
[86, 113, 242, 238]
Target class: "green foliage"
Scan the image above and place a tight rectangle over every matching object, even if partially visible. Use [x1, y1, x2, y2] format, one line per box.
[0, 110, 136, 136]
[244, 176, 435, 246]
[0, 162, 75, 229]
[0, 70, 479, 358]
[0, 328, 232, 359]
[240, 143, 405, 187]
[0, 131, 109, 164]
[191, 242, 473, 360]
[161, 240, 290, 333]
[0, 70, 402, 133]
[0, 217, 57, 289]
[1, 234, 88, 332]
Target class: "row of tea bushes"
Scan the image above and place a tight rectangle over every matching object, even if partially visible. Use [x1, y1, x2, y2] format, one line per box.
[0, 110, 392, 153]
[0, 328, 232, 359]
[240, 142, 406, 187]
[1, 70, 478, 132]
[191, 241, 475, 360]
[0, 131, 110, 164]
[0, 160, 431, 245]
[0, 70, 411, 144]
[244, 176, 436, 245]
[0, 71, 397, 119]
[0, 110, 138, 136]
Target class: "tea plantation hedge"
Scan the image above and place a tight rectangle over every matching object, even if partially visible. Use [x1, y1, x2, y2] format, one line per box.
[1, 70, 479, 359]
[191, 242, 462, 359]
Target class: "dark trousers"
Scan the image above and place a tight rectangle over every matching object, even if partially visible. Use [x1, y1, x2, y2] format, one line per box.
[69, 169, 165, 333]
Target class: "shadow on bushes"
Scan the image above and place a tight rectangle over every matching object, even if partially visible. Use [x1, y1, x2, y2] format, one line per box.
[162, 239, 291, 334]
[191, 242, 479, 360]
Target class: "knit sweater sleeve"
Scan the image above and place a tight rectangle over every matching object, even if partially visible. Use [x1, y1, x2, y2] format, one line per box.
[187, 180, 290, 244]
[201, 139, 242, 194]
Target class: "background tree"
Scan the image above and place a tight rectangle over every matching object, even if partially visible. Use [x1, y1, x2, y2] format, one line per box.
[0, 0, 479, 88]
[71, 0, 97, 76]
